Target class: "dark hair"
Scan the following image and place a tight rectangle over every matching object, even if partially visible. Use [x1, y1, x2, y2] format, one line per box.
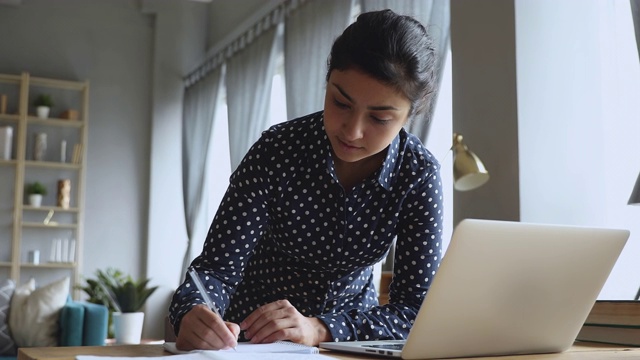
[326, 9, 437, 117]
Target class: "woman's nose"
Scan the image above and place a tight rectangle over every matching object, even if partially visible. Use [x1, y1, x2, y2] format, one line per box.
[342, 115, 364, 141]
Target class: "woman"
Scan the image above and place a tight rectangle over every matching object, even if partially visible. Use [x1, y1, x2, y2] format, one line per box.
[169, 9, 443, 350]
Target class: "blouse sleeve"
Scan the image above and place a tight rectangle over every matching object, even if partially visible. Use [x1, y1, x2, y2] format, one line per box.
[168, 130, 276, 335]
[317, 165, 444, 341]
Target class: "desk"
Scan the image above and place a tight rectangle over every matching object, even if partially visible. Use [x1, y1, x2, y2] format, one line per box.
[17, 343, 640, 360]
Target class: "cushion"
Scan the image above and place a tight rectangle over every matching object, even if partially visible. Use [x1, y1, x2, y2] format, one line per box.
[81, 302, 109, 345]
[59, 299, 84, 346]
[8, 277, 69, 347]
[0, 279, 15, 356]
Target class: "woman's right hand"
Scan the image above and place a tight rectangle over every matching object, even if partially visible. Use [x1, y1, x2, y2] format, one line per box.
[175, 304, 240, 350]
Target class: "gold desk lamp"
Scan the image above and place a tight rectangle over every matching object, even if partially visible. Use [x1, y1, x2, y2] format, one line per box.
[452, 133, 489, 191]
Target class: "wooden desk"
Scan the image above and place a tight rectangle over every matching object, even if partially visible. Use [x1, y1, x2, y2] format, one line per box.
[17, 342, 640, 360]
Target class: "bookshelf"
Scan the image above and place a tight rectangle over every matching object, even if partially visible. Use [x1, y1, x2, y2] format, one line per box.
[0, 72, 88, 298]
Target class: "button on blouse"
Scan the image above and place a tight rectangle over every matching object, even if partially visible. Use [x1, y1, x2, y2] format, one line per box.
[169, 111, 443, 342]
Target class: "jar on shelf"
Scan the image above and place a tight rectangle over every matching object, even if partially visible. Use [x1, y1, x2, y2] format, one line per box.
[57, 179, 71, 209]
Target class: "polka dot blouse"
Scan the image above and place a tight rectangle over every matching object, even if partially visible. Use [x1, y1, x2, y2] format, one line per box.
[169, 111, 443, 342]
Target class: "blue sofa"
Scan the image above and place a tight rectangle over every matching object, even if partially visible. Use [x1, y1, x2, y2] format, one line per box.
[0, 299, 108, 360]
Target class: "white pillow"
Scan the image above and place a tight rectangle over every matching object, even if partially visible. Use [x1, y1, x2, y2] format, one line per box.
[8, 277, 69, 347]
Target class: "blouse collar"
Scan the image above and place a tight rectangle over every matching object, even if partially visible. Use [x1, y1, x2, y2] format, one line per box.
[317, 113, 402, 192]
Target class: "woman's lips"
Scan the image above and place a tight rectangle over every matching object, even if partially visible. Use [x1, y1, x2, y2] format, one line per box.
[338, 138, 361, 152]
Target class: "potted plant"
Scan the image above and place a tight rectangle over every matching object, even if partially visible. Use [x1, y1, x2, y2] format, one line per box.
[26, 181, 47, 207]
[76, 268, 127, 338]
[33, 94, 54, 119]
[77, 268, 158, 343]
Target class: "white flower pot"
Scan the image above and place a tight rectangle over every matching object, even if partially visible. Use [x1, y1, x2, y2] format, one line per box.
[36, 106, 50, 119]
[28, 194, 43, 207]
[113, 312, 144, 344]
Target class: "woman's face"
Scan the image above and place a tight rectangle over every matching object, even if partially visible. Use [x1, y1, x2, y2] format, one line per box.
[324, 68, 411, 164]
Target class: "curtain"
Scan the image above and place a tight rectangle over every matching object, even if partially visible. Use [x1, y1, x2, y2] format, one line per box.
[226, 25, 282, 171]
[181, 68, 224, 275]
[360, 0, 450, 143]
[632, 0, 640, 60]
[284, 0, 355, 119]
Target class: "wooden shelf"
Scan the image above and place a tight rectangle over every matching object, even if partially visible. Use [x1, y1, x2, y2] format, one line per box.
[0, 159, 17, 166]
[20, 262, 76, 269]
[24, 160, 81, 169]
[27, 116, 84, 128]
[22, 222, 78, 229]
[22, 205, 80, 213]
[1, 71, 88, 299]
[0, 114, 19, 122]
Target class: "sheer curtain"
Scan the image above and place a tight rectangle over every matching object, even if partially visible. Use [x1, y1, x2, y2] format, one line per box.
[226, 25, 282, 171]
[360, 0, 450, 143]
[181, 67, 224, 274]
[284, 0, 355, 119]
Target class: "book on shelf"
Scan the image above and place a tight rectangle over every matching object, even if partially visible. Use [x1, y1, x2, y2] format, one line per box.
[576, 324, 640, 346]
[584, 300, 640, 326]
[71, 143, 83, 164]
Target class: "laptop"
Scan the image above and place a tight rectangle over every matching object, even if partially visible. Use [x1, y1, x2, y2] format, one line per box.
[320, 219, 629, 359]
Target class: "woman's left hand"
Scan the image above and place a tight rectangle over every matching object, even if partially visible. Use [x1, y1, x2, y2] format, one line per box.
[240, 299, 331, 346]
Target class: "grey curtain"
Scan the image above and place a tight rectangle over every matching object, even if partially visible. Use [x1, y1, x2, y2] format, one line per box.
[226, 25, 282, 171]
[181, 67, 224, 274]
[632, 0, 640, 60]
[284, 0, 355, 119]
[360, 0, 450, 143]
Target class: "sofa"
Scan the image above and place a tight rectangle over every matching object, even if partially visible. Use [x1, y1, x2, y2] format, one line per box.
[0, 278, 108, 360]
[0, 298, 108, 360]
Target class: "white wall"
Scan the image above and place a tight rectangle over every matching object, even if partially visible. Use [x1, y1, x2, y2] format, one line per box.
[452, 0, 640, 300]
[207, 0, 278, 50]
[0, 0, 153, 285]
[0, 0, 209, 339]
[141, 0, 209, 339]
[450, 0, 521, 224]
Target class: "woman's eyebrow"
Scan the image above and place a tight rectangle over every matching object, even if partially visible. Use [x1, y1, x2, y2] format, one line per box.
[332, 82, 402, 111]
[332, 83, 355, 103]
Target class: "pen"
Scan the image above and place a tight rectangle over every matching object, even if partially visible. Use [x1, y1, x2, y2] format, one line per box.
[188, 268, 237, 351]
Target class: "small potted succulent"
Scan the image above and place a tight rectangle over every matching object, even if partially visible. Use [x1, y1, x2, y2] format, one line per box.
[26, 181, 47, 207]
[33, 94, 54, 119]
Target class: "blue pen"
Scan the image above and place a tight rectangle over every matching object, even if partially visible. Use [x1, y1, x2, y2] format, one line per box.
[188, 268, 237, 351]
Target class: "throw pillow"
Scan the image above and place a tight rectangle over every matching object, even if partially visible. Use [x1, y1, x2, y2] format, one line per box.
[8, 277, 69, 347]
[0, 279, 16, 356]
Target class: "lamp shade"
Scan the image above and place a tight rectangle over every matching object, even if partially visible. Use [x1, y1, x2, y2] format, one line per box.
[629, 172, 640, 205]
[452, 133, 489, 191]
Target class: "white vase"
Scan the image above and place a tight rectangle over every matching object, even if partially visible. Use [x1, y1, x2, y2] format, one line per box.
[36, 106, 50, 119]
[34, 133, 47, 161]
[28, 194, 43, 207]
[113, 312, 144, 344]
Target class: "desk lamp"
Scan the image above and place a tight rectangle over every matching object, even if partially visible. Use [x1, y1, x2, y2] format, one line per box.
[452, 133, 489, 191]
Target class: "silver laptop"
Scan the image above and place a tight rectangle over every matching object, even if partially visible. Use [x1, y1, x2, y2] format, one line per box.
[320, 219, 629, 359]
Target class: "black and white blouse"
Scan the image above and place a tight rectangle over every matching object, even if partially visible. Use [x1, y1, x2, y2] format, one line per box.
[169, 111, 443, 342]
